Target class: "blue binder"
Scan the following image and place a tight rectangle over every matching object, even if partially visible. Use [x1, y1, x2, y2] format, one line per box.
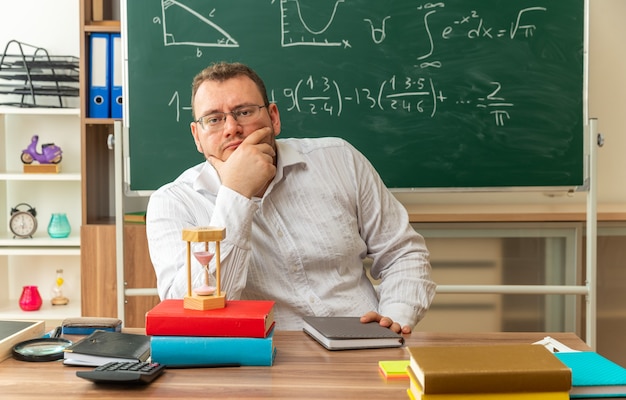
[88, 33, 110, 118]
[109, 33, 123, 119]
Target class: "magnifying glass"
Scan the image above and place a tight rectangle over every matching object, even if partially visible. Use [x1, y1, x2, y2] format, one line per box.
[12, 336, 72, 362]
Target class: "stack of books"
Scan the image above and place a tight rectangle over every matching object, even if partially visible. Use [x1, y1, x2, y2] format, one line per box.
[145, 299, 276, 367]
[405, 344, 572, 399]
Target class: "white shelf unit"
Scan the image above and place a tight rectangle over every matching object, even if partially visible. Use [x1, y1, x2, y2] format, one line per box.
[0, 107, 81, 325]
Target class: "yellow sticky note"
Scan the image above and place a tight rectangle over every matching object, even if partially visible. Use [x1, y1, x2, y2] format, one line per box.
[378, 360, 410, 380]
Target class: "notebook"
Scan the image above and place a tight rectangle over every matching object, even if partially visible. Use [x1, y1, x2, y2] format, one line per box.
[302, 316, 405, 350]
[63, 330, 151, 366]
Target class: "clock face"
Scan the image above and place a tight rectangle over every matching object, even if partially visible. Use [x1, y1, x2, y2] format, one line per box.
[10, 211, 37, 238]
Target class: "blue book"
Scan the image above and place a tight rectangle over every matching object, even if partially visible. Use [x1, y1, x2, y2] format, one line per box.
[61, 317, 122, 335]
[554, 351, 626, 398]
[61, 325, 121, 335]
[150, 328, 276, 367]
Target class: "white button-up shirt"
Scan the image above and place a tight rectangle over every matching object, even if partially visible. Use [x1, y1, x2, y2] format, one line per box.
[146, 137, 436, 330]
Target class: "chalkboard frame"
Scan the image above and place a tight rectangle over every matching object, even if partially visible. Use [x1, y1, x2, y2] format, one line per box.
[121, 0, 588, 194]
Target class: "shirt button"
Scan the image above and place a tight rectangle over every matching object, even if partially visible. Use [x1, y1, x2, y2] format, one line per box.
[309, 296, 315, 303]
[277, 230, 283, 237]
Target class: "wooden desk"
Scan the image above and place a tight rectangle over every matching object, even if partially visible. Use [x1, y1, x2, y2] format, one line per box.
[0, 331, 589, 399]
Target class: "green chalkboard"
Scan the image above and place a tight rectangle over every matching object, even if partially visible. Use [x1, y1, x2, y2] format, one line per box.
[125, 0, 585, 191]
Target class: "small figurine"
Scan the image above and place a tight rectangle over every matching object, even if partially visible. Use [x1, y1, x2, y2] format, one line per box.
[51, 268, 69, 305]
[21, 135, 62, 164]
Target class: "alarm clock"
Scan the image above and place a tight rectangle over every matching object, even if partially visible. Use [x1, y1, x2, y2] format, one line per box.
[9, 203, 37, 239]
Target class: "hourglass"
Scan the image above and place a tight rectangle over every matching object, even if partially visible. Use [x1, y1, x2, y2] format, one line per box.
[193, 251, 215, 296]
[182, 226, 226, 310]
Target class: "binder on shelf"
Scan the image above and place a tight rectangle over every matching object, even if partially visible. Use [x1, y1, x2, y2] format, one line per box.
[88, 33, 110, 118]
[109, 33, 122, 119]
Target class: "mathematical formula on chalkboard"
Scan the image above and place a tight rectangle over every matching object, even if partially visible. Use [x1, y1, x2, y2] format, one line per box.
[126, 0, 585, 190]
[157, 1, 543, 127]
[154, 1, 546, 55]
[167, 76, 512, 127]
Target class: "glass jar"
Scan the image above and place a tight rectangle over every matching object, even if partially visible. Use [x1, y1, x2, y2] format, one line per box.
[47, 213, 71, 238]
[19, 285, 42, 311]
[51, 268, 69, 306]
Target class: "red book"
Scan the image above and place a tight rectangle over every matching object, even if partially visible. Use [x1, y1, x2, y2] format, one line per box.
[145, 299, 275, 338]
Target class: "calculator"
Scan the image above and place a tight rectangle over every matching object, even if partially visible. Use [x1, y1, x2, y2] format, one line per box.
[76, 361, 165, 384]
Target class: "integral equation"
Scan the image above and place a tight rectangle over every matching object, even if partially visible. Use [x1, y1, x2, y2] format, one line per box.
[157, 0, 547, 59]
[157, 1, 555, 127]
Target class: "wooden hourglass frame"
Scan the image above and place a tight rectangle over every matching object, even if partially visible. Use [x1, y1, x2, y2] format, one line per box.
[182, 226, 226, 310]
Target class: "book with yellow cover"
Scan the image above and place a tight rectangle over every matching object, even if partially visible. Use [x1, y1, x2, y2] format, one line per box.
[407, 366, 570, 400]
[407, 344, 571, 394]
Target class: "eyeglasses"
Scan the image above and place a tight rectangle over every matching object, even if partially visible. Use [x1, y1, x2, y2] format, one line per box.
[195, 104, 268, 132]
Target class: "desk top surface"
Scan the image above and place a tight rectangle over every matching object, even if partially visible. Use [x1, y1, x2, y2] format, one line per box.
[1, 331, 589, 400]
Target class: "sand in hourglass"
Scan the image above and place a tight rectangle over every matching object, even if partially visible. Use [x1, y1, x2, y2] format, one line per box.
[194, 251, 216, 296]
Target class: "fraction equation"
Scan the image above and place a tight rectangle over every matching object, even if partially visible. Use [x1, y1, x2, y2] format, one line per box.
[271, 75, 514, 126]
[167, 75, 514, 127]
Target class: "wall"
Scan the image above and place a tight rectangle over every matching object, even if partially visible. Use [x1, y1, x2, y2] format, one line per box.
[0, 0, 79, 59]
[0, 0, 79, 108]
[588, 0, 626, 205]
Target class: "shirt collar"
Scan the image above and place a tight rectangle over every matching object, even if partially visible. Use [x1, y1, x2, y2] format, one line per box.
[274, 140, 306, 182]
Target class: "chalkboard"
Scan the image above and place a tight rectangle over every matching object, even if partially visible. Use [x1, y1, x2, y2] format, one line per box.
[125, 0, 585, 191]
